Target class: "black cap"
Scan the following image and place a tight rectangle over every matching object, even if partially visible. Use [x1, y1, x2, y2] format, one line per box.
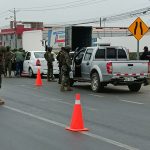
[144, 46, 148, 51]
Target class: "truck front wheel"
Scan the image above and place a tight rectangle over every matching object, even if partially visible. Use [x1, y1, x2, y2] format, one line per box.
[91, 72, 104, 92]
[128, 83, 141, 92]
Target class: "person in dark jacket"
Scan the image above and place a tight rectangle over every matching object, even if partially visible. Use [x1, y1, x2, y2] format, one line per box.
[15, 49, 25, 77]
[56, 47, 65, 84]
[4, 46, 14, 77]
[60, 46, 72, 91]
[44, 47, 55, 81]
[140, 46, 150, 60]
[0, 50, 5, 105]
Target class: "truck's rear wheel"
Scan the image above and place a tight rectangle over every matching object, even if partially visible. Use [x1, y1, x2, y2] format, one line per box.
[128, 83, 141, 92]
[91, 72, 104, 92]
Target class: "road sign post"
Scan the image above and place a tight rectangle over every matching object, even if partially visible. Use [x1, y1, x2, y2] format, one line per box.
[137, 40, 139, 60]
[128, 17, 149, 60]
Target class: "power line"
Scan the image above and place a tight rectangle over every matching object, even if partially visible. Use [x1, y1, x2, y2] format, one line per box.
[16, 0, 93, 9]
[56, 6, 150, 26]
[18, 0, 106, 11]
[0, 10, 10, 15]
[0, 12, 12, 19]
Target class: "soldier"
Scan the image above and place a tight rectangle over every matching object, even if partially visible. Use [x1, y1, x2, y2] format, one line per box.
[4, 46, 14, 77]
[44, 47, 55, 81]
[140, 46, 150, 61]
[15, 49, 25, 77]
[60, 46, 72, 91]
[0, 49, 5, 105]
[56, 47, 65, 84]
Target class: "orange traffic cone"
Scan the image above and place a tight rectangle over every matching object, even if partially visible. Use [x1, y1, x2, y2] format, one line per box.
[66, 93, 89, 132]
[35, 68, 42, 86]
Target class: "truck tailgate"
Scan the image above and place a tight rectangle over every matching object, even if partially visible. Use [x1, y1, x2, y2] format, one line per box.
[112, 61, 148, 75]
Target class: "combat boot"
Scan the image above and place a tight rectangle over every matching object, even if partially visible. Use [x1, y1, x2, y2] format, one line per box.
[47, 78, 51, 82]
[51, 78, 57, 82]
[66, 86, 73, 91]
[60, 86, 65, 92]
[0, 99, 5, 105]
[58, 78, 61, 84]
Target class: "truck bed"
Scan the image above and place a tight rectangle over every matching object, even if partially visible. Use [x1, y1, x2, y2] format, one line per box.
[112, 60, 149, 76]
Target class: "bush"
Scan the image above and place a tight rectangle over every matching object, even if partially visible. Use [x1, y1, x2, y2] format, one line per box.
[129, 52, 137, 60]
[129, 52, 143, 60]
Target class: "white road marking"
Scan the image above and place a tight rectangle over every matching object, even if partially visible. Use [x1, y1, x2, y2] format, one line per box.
[89, 94, 104, 98]
[83, 132, 139, 150]
[120, 100, 144, 105]
[4, 105, 139, 150]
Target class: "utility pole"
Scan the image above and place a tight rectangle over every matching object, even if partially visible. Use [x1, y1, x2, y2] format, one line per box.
[13, 8, 17, 49]
[9, 8, 17, 49]
[100, 17, 101, 27]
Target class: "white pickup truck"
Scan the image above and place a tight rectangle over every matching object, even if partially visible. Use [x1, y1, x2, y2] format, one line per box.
[70, 46, 150, 92]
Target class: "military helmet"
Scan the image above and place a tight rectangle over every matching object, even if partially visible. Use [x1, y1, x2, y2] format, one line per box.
[61, 47, 65, 51]
[47, 46, 53, 51]
[65, 45, 71, 52]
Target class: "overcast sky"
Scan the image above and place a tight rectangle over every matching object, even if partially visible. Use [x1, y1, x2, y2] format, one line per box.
[0, 0, 150, 27]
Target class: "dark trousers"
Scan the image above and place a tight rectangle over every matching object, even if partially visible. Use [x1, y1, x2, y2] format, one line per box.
[47, 63, 53, 80]
[5, 61, 12, 77]
[0, 74, 2, 88]
[61, 66, 70, 87]
[58, 66, 62, 84]
[16, 61, 23, 76]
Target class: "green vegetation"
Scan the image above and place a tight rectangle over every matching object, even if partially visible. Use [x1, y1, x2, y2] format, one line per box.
[129, 52, 142, 60]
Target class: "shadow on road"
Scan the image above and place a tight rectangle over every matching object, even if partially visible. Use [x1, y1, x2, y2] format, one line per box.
[73, 83, 142, 95]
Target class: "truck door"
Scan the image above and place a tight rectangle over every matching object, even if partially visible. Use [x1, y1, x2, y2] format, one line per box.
[81, 48, 93, 79]
[74, 49, 86, 77]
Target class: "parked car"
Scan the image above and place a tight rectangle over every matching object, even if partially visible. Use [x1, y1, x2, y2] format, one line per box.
[23, 51, 59, 77]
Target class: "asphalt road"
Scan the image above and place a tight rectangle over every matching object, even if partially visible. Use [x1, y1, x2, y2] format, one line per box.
[0, 77, 150, 150]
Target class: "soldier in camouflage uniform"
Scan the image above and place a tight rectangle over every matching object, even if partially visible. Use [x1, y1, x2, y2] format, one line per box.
[56, 47, 65, 84]
[0, 49, 5, 105]
[4, 46, 14, 77]
[44, 47, 55, 81]
[60, 46, 72, 91]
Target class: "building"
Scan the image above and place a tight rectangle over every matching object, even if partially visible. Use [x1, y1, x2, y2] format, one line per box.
[0, 21, 43, 49]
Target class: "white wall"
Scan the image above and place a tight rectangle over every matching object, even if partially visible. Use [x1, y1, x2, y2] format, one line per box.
[100, 34, 150, 52]
[22, 30, 44, 51]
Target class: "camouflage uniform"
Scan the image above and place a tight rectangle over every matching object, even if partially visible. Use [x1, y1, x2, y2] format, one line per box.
[4, 47, 14, 77]
[44, 47, 55, 81]
[60, 46, 72, 91]
[0, 50, 5, 105]
[56, 47, 65, 84]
